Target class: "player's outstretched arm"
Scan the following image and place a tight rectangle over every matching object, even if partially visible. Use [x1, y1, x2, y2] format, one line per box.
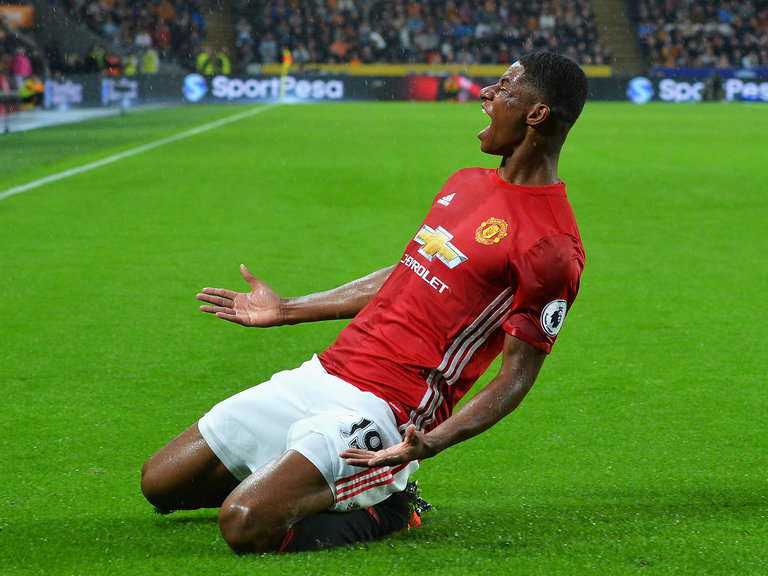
[197, 263, 395, 327]
[341, 334, 547, 467]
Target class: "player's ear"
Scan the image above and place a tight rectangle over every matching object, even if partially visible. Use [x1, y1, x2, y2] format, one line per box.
[527, 103, 550, 126]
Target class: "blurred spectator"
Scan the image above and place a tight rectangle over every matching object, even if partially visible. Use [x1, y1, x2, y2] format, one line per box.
[104, 53, 122, 76]
[216, 47, 232, 75]
[142, 46, 161, 73]
[123, 51, 139, 75]
[83, 42, 106, 74]
[259, 32, 279, 64]
[134, 24, 154, 51]
[28, 48, 48, 77]
[19, 74, 44, 109]
[156, 0, 175, 21]
[46, 42, 70, 75]
[196, 47, 217, 75]
[153, 19, 173, 56]
[11, 46, 32, 89]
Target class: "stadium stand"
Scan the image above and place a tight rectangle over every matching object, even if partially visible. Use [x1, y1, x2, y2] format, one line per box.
[45, 0, 209, 72]
[35, 1, 612, 73]
[629, 0, 768, 72]
[5, 0, 766, 80]
[230, 0, 612, 71]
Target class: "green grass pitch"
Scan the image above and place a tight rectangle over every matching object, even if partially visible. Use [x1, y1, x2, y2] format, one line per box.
[0, 100, 766, 575]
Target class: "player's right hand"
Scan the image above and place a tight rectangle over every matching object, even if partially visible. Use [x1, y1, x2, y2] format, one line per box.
[340, 425, 437, 467]
[196, 264, 284, 327]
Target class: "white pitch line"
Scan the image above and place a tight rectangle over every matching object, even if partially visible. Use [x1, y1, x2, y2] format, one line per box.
[0, 104, 278, 202]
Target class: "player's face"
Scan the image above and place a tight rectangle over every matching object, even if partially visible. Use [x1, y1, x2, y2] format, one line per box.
[477, 63, 539, 156]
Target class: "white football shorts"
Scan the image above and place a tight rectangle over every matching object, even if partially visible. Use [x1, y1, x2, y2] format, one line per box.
[198, 355, 419, 511]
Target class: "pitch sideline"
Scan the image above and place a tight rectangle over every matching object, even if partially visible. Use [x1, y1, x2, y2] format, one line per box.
[0, 104, 278, 202]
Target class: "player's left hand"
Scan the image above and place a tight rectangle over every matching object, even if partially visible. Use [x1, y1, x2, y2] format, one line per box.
[196, 264, 284, 327]
[340, 425, 436, 467]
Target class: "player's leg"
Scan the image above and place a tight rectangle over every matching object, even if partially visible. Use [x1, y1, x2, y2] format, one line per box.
[141, 423, 240, 512]
[217, 449, 334, 553]
[217, 449, 417, 554]
[281, 489, 413, 552]
[140, 357, 336, 515]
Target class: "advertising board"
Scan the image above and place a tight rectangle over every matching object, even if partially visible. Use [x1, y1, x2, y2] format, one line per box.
[38, 72, 768, 110]
[626, 76, 768, 103]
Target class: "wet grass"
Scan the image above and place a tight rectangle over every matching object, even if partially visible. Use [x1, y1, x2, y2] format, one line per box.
[1, 101, 766, 575]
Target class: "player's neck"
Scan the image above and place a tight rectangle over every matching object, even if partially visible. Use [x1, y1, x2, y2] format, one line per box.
[497, 150, 560, 186]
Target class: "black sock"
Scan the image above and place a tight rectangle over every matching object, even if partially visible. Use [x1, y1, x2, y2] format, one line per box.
[279, 491, 411, 552]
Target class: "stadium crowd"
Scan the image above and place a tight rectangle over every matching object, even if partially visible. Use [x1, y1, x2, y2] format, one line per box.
[4, 0, 768, 81]
[45, 0, 209, 73]
[633, 0, 768, 70]
[34, 0, 610, 74]
[230, 0, 610, 70]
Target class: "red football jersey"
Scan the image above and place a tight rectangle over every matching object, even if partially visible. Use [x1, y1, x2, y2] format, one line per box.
[319, 168, 584, 432]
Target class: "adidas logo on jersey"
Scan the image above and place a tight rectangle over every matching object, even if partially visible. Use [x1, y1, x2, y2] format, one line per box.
[437, 193, 455, 206]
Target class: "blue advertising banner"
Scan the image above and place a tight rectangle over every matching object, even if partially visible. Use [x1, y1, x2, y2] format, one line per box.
[40, 72, 768, 110]
[626, 75, 768, 103]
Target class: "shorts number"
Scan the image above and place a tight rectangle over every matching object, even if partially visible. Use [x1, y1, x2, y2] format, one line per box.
[342, 418, 383, 451]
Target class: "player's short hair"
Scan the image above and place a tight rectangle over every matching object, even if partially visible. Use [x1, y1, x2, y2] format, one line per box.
[518, 52, 589, 130]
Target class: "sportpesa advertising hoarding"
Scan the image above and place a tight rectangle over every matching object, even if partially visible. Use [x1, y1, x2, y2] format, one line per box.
[180, 74, 453, 102]
[182, 73, 768, 104]
[39, 73, 768, 110]
[182, 74, 345, 102]
[626, 76, 768, 103]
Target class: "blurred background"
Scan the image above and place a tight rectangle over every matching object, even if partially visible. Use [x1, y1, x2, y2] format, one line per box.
[1, 0, 766, 118]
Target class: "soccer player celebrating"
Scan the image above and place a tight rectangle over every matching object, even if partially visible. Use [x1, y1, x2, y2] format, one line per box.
[141, 51, 589, 553]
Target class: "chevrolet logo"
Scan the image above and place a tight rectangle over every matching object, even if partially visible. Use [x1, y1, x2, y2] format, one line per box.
[414, 225, 467, 269]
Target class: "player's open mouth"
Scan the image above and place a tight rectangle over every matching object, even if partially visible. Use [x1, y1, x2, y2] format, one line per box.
[478, 104, 492, 139]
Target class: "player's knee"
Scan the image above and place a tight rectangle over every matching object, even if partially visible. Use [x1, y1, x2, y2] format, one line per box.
[218, 502, 259, 553]
[218, 502, 282, 554]
[140, 460, 158, 501]
[140, 459, 168, 508]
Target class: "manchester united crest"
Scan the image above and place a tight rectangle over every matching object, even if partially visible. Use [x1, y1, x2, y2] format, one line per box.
[475, 217, 508, 245]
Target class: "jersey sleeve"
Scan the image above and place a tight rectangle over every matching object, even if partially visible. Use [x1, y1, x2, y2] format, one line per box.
[502, 234, 585, 353]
